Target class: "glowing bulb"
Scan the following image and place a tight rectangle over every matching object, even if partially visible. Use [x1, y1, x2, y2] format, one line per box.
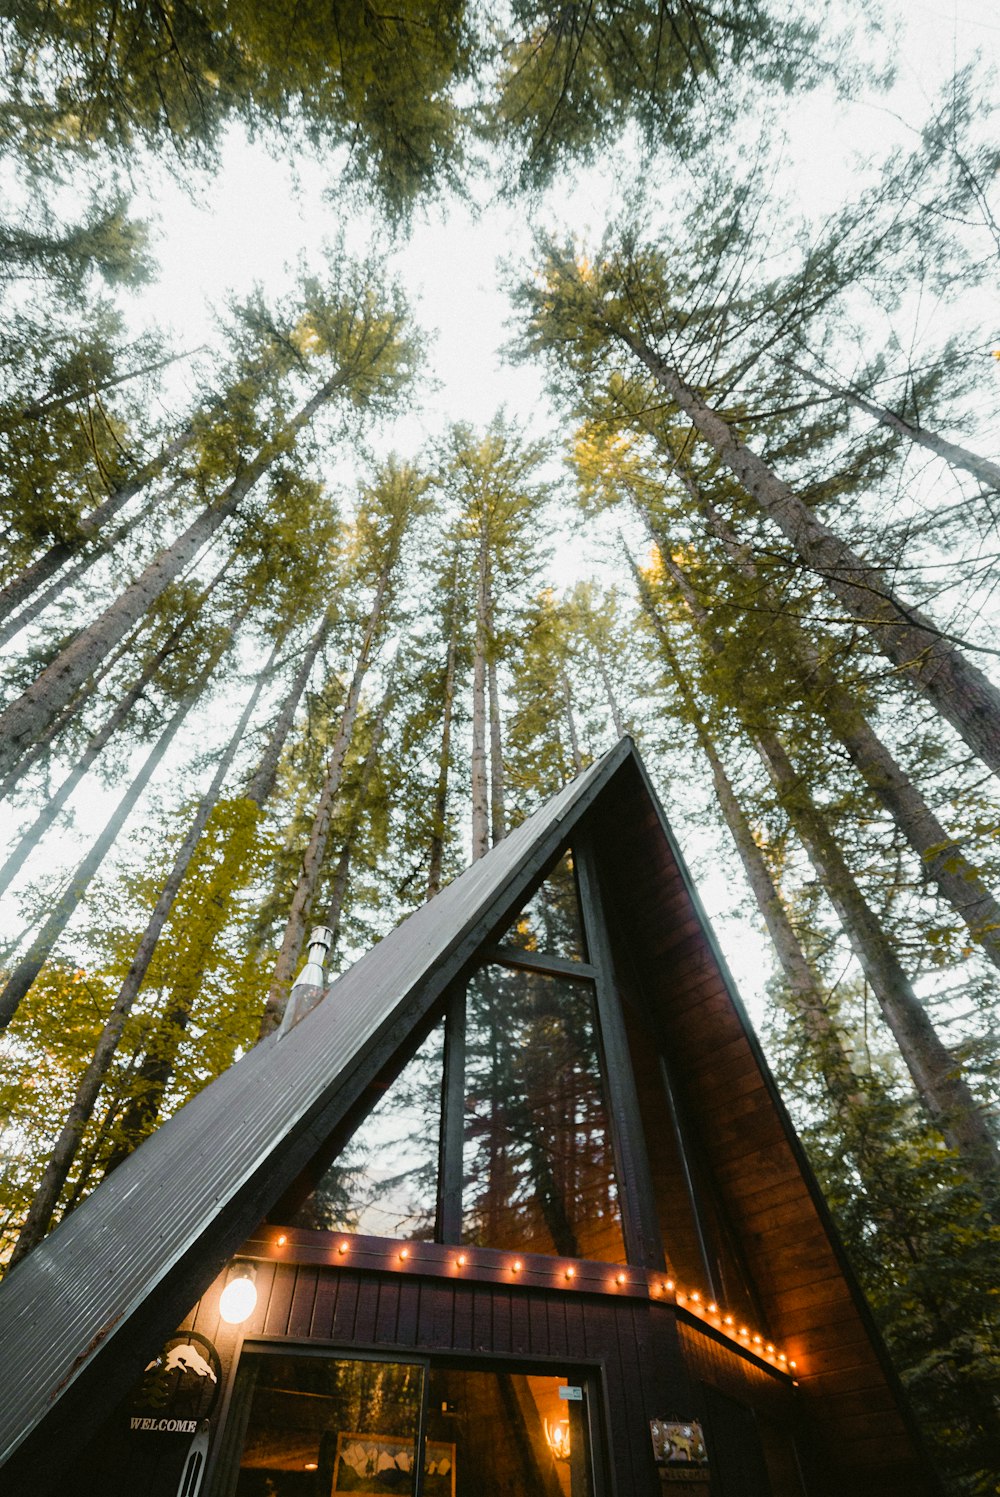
[724, 1315, 734, 1326]
[219, 1274, 257, 1325]
[616, 1273, 626, 1285]
[665, 1279, 675, 1291]
[753, 1334, 763, 1345]
[338, 1241, 349, 1255]
[511, 1259, 522, 1274]
[545, 1419, 571, 1461]
[739, 1327, 749, 1338]
[766, 1343, 775, 1354]
[399, 1247, 409, 1261]
[779, 1354, 787, 1364]
[304, 1462, 318, 1471]
[690, 1291, 700, 1302]
[275, 1234, 287, 1247]
[707, 1303, 718, 1314]
[456, 1254, 466, 1267]
[565, 1266, 575, 1280]
[789, 1361, 797, 1371]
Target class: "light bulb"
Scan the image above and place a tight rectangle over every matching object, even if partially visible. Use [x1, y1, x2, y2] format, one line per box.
[219, 1274, 257, 1325]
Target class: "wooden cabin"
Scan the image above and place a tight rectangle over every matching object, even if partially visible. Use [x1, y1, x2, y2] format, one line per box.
[0, 740, 936, 1496]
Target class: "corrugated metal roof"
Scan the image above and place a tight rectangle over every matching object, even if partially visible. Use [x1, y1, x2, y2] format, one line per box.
[0, 739, 633, 1483]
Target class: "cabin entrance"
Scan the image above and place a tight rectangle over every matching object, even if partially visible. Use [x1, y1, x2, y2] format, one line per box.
[214, 1345, 601, 1497]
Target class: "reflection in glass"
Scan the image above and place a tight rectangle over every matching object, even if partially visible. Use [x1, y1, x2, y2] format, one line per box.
[232, 1354, 423, 1496]
[462, 965, 625, 1262]
[288, 1023, 443, 1239]
[424, 1368, 594, 1497]
[501, 853, 586, 960]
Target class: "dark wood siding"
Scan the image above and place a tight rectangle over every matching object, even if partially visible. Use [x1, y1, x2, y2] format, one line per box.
[590, 762, 935, 1497]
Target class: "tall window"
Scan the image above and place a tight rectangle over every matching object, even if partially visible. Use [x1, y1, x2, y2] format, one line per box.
[462, 965, 625, 1262]
[276, 849, 627, 1267]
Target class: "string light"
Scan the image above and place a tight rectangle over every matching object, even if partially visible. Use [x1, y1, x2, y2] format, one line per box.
[664, 1279, 675, 1292]
[399, 1247, 409, 1261]
[456, 1254, 466, 1268]
[615, 1272, 626, 1286]
[338, 1241, 349, 1255]
[275, 1234, 287, 1247]
[511, 1259, 522, 1274]
[564, 1266, 575, 1281]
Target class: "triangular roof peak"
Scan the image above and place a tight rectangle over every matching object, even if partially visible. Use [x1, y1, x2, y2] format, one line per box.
[0, 739, 636, 1470]
[0, 737, 930, 1493]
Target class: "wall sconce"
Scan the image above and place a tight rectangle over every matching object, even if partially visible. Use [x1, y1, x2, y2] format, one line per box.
[545, 1419, 571, 1461]
[219, 1263, 258, 1325]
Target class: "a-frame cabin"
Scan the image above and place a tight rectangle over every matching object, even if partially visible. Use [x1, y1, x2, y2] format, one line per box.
[0, 739, 936, 1497]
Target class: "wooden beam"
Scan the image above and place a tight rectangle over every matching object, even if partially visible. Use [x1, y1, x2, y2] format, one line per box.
[574, 832, 666, 1273]
[436, 983, 466, 1245]
[481, 944, 597, 981]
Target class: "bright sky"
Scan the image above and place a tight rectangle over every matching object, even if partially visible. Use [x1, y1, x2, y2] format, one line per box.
[1, 0, 996, 1015]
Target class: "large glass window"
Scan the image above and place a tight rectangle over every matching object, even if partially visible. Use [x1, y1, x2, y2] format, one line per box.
[223, 1353, 596, 1497]
[227, 1354, 423, 1495]
[424, 1367, 594, 1497]
[499, 854, 586, 961]
[462, 965, 625, 1263]
[288, 1023, 444, 1240]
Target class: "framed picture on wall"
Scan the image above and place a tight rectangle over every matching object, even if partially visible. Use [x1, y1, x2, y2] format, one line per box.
[332, 1433, 456, 1495]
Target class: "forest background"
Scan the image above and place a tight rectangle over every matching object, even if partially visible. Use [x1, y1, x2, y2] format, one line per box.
[0, 0, 999, 1490]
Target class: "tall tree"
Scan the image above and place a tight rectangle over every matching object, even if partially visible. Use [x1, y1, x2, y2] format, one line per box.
[5, 638, 282, 1265]
[261, 458, 429, 1034]
[0, 256, 421, 782]
[518, 237, 1000, 777]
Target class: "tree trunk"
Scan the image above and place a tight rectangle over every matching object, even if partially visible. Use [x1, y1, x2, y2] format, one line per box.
[324, 671, 395, 944]
[0, 607, 247, 1034]
[471, 512, 490, 861]
[6, 348, 200, 429]
[0, 478, 185, 649]
[428, 583, 459, 899]
[101, 618, 329, 1176]
[0, 557, 232, 896]
[597, 655, 626, 739]
[560, 668, 584, 772]
[686, 487, 1000, 972]
[752, 719, 999, 1194]
[618, 327, 1000, 778]
[793, 363, 1000, 492]
[632, 547, 999, 1193]
[488, 654, 506, 844]
[644, 593, 860, 1107]
[260, 565, 394, 1037]
[0, 424, 193, 629]
[0, 367, 350, 782]
[245, 611, 332, 805]
[6, 638, 277, 1264]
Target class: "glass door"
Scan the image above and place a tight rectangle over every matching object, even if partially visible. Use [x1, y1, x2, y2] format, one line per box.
[221, 1351, 598, 1497]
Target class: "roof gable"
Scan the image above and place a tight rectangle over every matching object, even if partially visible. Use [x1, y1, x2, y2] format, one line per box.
[0, 737, 930, 1493]
[0, 739, 632, 1476]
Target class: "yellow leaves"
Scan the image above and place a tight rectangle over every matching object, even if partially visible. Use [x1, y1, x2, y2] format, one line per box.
[289, 317, 323, 357]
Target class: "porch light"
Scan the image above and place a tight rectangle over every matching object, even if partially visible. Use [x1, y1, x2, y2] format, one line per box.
[219, 1263, 258, 1325]
[545, 1419, 571, 1461]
